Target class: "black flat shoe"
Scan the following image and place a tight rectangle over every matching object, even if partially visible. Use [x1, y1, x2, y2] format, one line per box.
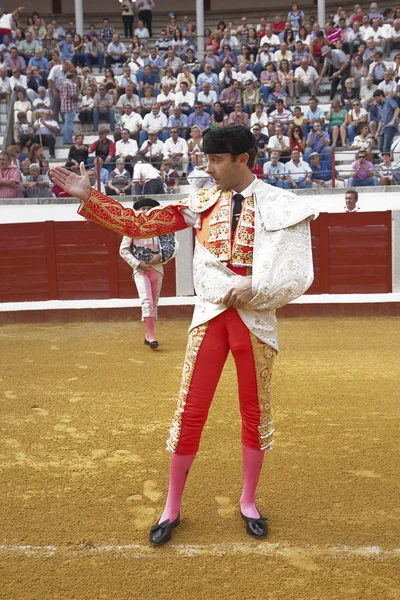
[240, 510, 268, 539]
[144, 338, 150, 346]
[149, 340, 159, 350]
[149, 513, 180, 546]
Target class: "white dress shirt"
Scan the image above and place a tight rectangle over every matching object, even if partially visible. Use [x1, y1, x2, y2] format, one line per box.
[116, 138, 139, 156]
[163, 136, 189, 156]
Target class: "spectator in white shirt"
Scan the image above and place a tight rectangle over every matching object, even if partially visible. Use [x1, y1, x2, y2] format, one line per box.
[128, 49, 145, 75]
[32, 86, 51, 120]
[294, 57, 318, 99]
[162, 126, 189, 174]
[132, 157, 164, 195]
[197, 82, 218, 113]
[274, 42, 293, 69]
[250, 103, 269, 135]
[115, 127, 139, 175]
[377, 71, 398, 96]
[285, 148, 313, 188]
[388, 19, 400, 55]
[259, 25, 280, 49]
[139, 130, 164, 167]
[156, 83, 175, 114]
[134, 20, 150, 38]
[235, 62, 257, 90]
[88, 169, 106, 193]
[174, 81, 195, 116]
[140, 102, 168, 144]
[106, 34, 127, 70]
[0, 65, 11, 94]
[115, 104, 142, 141]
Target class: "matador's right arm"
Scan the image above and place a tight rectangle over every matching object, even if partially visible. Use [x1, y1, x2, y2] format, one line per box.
[77, 188, 195, 239]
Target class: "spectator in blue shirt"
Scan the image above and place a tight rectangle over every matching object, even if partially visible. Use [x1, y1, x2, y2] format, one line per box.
[28, 49, 49, 78]
[373, 89, 400, 154]
[308, 151, 345, 187]
[144, 48, 165, 75]
[187, 102, 211, 131]
[196, 63, 220, 94]
[304, 120, 332, 161]
[139, 65, 158, 98]
[303, 96, 325, 137]
[167, 106, 189, 138]
[59, 33, 74, 61]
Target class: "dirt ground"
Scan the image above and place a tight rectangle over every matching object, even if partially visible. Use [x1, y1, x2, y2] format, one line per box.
[0, 316, 399, 600]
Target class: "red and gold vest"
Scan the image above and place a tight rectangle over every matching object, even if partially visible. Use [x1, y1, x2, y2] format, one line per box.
[196, 190, 255, 271]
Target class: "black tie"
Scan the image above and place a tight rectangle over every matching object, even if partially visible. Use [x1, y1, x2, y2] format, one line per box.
[232, 193, 244, 233]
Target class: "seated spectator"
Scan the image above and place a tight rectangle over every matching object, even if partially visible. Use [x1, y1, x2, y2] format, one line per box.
[388, 19, 400, 55]
[161, 66, 178, 92]
[21, 162, 52, 197]
[77, 86, 94, 132]
[352, 123, 375, 160]
[87, 169, 106, 194]
[33, 109, 59, 158]
[219, 79, 241, 114]
[341, 78, 360, 110]
[274, 42, 293, 69]
[128, 49, 145, 76]
[140, 84, 156, 117]
[378, 152, 394, 185]
[174, 81, 195, 116]
[252, 124, 269, 165]
[144, 47, 165, 78]
[197, 82, 218, 113]
[235, 61, 257, 91]
[89, 128, 116, 172]
[132, 157, 164, 195]
[263, 149, 290, 188]
[285, 148, 313, 188]
[368, 51, 387, 85]
[68, 133, 89, 167]
[176, 64, 196, 94]
[267, 123, 291, 162]
[351, 54, 367, 89]
[27, 48, 48, 80]
[14, 88, 32, 123]
[164, 46, 182, 75]
[156, 82, 175, 114]
[197, 62, 220, 94]
[268, 98, 293, 136]
[71, 34, 86, 68]
[250, 103, 268, 135]
[326, 99, 347, 147]
[360, 75, 377, 110]
[308, 151, 345, 188]
[13, 112, 35, 152]
[0, 34, 16, 58]
[304, 119, 332, 162]
[255, 43, 275, 78]
[156, 30, 172, 54]
[0, 150, 22, 199]
[209, 101, 226, 128]
[140, 102, 168, 144]
[84, 34, 105, 71]
[277, 58, 294, 102]
[187, 125, 204, 169]
[115, 103, 142, 141]
[260, 25, 280, 50]
[266, 81, 288, 109]
[167, 105, 188, 137]
[259, 62, 278, 102]
[161, 157, 180, 193]
[187, 101, 211, 131]
[134, 20, 149, 39]
[291, 40, 309, 72]
[88, 156, 109, 186]
[377, 71, 397, 97]
[348, 150, 379, 187]
[106, 158, 132, 195]
[116, 127, 138, 174]
[242, 79, 260, 114]
[0, 65, 11, 94]
[139, 130, 164, 167]
[227, 101, 249, 126]
[102, 68, 118, 104]
[290, 124, 306, 154]
[345, 99, 368, 145]
[106, 34, 127, 70]
[294, 57, 318, 100]
[116, 84, 140, 113]
[293, 105, 305, 129]
[162, 126, 189, 174]
[58, 33, 74, 61]
[93, 84, 115, 131]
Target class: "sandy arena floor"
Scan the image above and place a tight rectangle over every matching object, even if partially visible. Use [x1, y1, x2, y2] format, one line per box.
[0, 316, 399, 600]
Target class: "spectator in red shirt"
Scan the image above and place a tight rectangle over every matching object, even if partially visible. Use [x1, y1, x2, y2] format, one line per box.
[0, 150, 22, 199]
[89, 127, 116, 172]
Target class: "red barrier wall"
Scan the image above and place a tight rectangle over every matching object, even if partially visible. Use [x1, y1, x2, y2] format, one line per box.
[0, 211, 392, 302]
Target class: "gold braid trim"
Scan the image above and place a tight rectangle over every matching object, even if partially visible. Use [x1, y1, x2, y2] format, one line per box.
[78, 189, 188, 238]
[249, 334, 277, 450]
[166, 323, 208, 453]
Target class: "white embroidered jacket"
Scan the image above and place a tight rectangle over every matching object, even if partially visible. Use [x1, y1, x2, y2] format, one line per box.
[183, 180, 318, 351]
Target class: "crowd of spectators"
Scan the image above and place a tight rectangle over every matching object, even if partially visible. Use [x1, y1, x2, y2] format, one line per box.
[1, 2, 400, 199]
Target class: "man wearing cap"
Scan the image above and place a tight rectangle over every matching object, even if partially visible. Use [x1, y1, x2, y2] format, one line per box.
[52, 125, 317, 546]
[317, 45, 350, 100]
[119, 197, 177, 349]
[308, 151, 345, 188]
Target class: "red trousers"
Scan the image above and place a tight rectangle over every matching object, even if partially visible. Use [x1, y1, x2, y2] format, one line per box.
[167, 308, 276, 455]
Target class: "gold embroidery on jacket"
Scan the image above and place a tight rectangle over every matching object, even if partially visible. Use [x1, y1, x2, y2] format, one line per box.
[249, 334, 277, 450]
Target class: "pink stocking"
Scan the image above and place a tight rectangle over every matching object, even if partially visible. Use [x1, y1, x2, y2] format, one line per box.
[240, 443, 265, 519]
[144, 316, 155, 342]
[159, 453, 197, 523]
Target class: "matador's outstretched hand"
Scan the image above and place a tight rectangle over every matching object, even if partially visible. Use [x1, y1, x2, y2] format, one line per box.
[51, 162, 91, 203]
